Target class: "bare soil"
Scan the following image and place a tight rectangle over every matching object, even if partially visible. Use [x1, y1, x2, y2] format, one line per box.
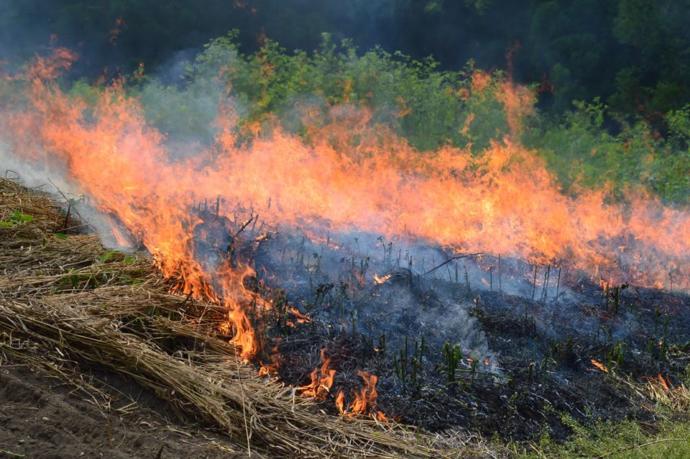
[0, 359, 243, 459]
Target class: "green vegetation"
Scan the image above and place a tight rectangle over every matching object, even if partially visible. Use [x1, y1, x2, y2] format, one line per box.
[131, 35, 688, 204]
[4, 1, 690, 120]
[524, 100, 690, 203]
[517, 417, 690, 458]
[393, 337, 425, 393]
[164, 33, 509, 152]
[0, 210, 34, 228]
[441, 341, 463, 384]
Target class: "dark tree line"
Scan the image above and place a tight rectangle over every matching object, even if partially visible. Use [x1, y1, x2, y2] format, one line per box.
[1, 0, 689, 119]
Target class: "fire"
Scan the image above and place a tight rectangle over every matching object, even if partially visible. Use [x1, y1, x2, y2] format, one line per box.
[1, 49, 689, 381]
[657, 373, 671, 392]
[349, 371, 379, 415]
[258, 342, 281, 377]
[5, 50, 690, 293]
[218, 264, 269, 362]
[287, 306, 311, 326]
[335, 371, 387, 421]
[591, 359, 609, 373]
[373, 273, 393, 285]
[300, 348, 336, 399]
[335, 390, 346, 415]
[24, 47, 77, 81]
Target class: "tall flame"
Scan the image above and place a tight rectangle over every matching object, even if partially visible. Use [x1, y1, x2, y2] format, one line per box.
[1, 50, 689, 361]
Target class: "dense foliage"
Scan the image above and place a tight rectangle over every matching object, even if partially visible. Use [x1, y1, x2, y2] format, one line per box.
[3, 0, 690, 121]
[2, 2, 687, 202]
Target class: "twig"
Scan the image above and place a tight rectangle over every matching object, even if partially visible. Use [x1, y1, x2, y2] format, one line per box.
[4, 169, 20, 179]
[233, 215, 255, 239]
[179, 291, 193, 307]
[498, 254, 503, 293]
[423, 253, 482, 276]
[47, 179, 89, 231]
[555, 266, 562, 302]
[232, 339, 252, 457]
[541, 265, 550, 302]
[62, 200, 72, 231]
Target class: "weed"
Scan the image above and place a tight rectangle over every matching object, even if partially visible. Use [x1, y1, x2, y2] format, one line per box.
[0, 210, 34, 228]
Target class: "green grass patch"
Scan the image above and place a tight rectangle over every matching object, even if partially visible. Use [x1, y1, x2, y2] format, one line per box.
[0, 210, 35, 228]
[98, 249, 138, 265]
[518, 416, 690, 458]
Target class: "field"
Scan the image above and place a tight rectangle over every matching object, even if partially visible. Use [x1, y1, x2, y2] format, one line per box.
[1, 33, 689, 459]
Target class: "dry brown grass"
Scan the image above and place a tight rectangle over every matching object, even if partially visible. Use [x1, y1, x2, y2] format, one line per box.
[645, 377, 690, 412]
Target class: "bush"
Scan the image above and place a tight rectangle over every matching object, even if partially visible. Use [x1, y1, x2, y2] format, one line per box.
[79, 33, 689, 206]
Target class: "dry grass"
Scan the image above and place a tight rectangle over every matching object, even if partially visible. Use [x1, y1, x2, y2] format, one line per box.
[0, 177, 491, 458]
[645, 377, 690, 412]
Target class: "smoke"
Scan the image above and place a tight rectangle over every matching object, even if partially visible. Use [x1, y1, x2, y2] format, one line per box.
[1, 40, 689, 382]
[0, 1, 558, 85]
[252, 229, 496, 361]
[137, 62, 228, 157]
[0, 143, 136, 249]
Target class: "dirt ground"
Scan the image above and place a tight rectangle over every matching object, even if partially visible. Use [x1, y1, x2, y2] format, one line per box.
[0, 359, 244, 459]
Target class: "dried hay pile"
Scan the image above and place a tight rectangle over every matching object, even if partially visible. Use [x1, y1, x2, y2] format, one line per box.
[0, 178, 487, 458]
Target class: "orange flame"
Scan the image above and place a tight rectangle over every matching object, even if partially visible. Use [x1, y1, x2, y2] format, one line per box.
[373, 273, 393, 285]
[349, 371, 379, 415]
[657, 373, 671, 392]
[258, 342, 281, 377]
[25, 48, 77, 81]
[300, 348, 336, 399]
[218, 264, 268, 361]
[287, 305, 311, 326]
[1, 50, 689, 369]
[336, 371, 387, 421]
[7, 53, 690, 292]
[335, 390, 346, 415]
[591, 359, 609, 373]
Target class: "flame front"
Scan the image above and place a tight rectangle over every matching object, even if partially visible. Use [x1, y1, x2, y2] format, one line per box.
[2, 50, 689, 366]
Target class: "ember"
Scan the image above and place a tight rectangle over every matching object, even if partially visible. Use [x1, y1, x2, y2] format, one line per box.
[591, 359, 609, 373]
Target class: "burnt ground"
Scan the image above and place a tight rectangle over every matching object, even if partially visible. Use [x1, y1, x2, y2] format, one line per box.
[272, 277, 690, 441]
[241, 229, 690, 443]
[0, 356, 244, 459]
